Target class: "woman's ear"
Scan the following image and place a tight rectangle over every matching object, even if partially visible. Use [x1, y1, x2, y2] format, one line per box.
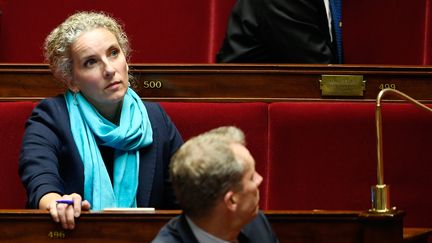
[66, 79, 79, 93]
[224, 191, 237, 212]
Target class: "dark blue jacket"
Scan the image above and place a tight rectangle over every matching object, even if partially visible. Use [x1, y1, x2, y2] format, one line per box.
[152, 212, 279, 243]
[19, 95, 183, 209]
[217, 0, 337, 63]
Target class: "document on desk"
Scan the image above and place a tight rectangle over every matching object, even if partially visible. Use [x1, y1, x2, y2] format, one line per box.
[103, 207, 155, 212]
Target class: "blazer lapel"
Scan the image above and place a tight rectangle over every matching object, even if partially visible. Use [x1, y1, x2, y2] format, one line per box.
[136, 127, 158, 206]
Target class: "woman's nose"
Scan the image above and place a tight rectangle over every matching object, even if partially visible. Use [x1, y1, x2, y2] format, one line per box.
[103, 60, 115, 78]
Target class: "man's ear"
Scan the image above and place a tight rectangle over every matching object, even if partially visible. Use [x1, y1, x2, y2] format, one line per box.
[224, 190, 237, 212]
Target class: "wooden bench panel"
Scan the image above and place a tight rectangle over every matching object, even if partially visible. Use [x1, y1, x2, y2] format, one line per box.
[1, 64, 432, 101]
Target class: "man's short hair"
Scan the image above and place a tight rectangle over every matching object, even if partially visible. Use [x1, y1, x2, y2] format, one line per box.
[170, 126, 246, 218]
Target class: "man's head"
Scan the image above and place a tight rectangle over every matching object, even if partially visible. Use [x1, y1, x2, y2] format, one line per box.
[170, 126, 262, 223]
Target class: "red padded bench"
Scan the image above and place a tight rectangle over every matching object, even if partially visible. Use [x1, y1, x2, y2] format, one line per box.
[160, 102, 269, 209]
[267, 102, 432, 227]
[0, 101, 34, 209]
[1, 101, 432, 228]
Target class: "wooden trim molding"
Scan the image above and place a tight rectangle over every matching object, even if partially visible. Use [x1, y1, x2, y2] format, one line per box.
[1, 64, 432, 102]
[1, 209, 428, 243]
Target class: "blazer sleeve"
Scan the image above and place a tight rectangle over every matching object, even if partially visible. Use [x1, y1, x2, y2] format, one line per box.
[19, 97, 71, 208]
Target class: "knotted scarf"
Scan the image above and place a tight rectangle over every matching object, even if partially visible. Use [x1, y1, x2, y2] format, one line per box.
[65, 88, 153, 210]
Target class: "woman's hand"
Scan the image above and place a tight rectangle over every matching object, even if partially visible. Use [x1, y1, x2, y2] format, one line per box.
[40, 193, 91, 230]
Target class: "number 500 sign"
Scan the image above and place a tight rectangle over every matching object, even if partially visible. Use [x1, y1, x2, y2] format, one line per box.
[143, 80, 163, 89]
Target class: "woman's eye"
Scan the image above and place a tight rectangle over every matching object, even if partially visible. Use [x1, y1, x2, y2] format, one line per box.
[84, 59, 96, 67]
[110, 49, 119, 57]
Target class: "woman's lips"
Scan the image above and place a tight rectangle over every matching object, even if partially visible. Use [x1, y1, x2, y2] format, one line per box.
[105, 81, 122, 90]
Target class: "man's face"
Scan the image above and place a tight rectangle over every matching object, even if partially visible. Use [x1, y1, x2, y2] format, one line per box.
[231, 143, 263, 223]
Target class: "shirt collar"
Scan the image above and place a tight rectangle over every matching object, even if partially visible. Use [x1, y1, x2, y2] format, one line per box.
[185, 215, 235, 243]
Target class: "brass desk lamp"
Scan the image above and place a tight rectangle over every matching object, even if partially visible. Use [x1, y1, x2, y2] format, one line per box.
[371, 88, 432, 212]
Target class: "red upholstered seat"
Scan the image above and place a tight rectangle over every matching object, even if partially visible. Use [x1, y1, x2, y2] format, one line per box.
[2, 0, 432, 64]
[268, 102, 432, 227]
[0, 101, 34, 208]
[160, 102, 269, 209]
[379, 103, 432, 227]
[2, 100, 432, 227]
[0, 0, 236, 63]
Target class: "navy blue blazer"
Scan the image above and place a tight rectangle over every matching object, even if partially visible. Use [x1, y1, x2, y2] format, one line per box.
[19, 95, 183, 209]
[152, 212, 279, 243]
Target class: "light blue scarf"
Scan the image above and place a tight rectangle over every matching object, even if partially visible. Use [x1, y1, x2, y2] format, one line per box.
[65, 88, 153, 210]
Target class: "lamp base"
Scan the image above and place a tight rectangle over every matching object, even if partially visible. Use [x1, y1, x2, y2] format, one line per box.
[370, 184, 391, 213]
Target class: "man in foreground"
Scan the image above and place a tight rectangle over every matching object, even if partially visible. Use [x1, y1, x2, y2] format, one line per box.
[152, 126, 278, 243]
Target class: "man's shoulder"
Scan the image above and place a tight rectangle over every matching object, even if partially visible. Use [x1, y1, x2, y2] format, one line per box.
[242, 211, 279, 243]
[151, 215, 185, 243]
[246, 211, 270, 226]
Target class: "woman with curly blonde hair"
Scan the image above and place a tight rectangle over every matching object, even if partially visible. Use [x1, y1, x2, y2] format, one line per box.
[19, 11, 183, 230]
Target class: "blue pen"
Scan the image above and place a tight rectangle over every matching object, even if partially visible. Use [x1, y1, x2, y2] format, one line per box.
[56, 199, 74, 205]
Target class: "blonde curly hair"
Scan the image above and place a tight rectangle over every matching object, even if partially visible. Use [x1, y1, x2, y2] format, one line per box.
[44, 11, 130, 86]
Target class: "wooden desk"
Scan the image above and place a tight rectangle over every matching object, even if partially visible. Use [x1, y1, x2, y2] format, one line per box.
[0, 209, 429, 243]
[0, 209, 178, 242]
[404, 228, 432, 243]
[1, 64, 432, 101]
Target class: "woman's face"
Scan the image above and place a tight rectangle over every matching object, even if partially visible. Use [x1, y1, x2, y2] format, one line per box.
[70, 28, 128, 113]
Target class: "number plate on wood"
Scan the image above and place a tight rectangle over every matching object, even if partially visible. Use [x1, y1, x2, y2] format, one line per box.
[320, 75, 366, 97]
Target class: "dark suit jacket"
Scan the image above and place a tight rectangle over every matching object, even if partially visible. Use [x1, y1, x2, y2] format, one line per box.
[217, 0, 337, 63]
[19, 95, 183, 209]
[152, 212, 279, 243]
